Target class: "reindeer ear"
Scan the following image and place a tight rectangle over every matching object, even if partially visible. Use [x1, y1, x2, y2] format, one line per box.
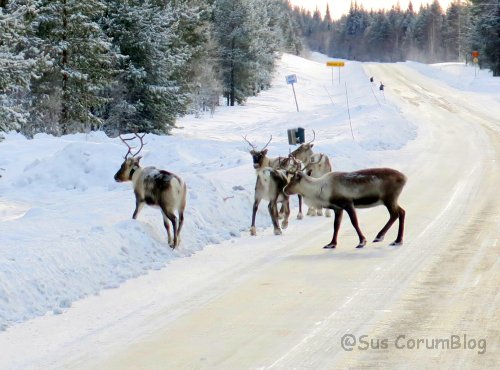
[310, 144, 314, 148]
[135, 156, 142, 163]
[262, 149, 268, 155]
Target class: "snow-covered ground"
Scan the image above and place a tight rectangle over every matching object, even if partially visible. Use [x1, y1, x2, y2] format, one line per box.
[0, 53, 498, 369]
[0, 53, 418, 330]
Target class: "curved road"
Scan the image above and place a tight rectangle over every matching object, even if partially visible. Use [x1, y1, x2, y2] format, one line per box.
[15, 64, 499, 369]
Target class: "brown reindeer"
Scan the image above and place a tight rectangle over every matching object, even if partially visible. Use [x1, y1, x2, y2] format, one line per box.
[284, 168, 406, 249]
[114, 133, 187, 248]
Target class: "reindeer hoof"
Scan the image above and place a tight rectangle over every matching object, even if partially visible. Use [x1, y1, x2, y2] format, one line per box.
[250, 227, 257, 236]
[297, 213, 303, 220]
[316, 210, 323, 216]
[281, 221, 288, 229]
[390, 241, 403, 246]
[274, 228, 282, 236]
[323, 244, 336, 249]
[325, 210, 332, 218]
[356, 240, 367, 249]
[373, 236, 384, 243]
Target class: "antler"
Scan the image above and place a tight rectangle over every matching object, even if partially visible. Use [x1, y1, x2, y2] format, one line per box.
[242, 134, 272, 152]
[119, 133, 146, 159]
[261, 135, 273, 151]
[287, 152, 302, 174]
[242, 135, 257, 151]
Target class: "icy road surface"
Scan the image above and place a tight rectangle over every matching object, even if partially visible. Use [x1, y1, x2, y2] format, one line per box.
[1, 58, 498, 369]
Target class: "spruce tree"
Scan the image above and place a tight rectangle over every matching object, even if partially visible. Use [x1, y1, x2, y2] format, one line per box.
[0, 1, 36, 133]
[29, 0, 119, 135]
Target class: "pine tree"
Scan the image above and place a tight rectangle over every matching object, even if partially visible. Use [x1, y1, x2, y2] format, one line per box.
[104, 0, 211, 134]
[470, 0, 500, 76]
[0, 1, 36, 133]
[28, 0, 120, 135]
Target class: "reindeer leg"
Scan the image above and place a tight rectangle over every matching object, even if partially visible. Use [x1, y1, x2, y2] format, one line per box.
[132, 198, 145, 219]
[174, 211, 184, 247]
[281, 197, 290, 230]
[374, 204, 399, 243]
[344, 203, 367, 248]
[164, 210, 178, 248]
[162, 212, 173, 246]
[251, 198, 260, 236]
[324, 208, 342, 248]
[268, 200, 282, 235]
[278, 203, 285, 220]
[391, 206, 405, 246]
[297, 195, 303, 220]
[307, 206, 316, 216]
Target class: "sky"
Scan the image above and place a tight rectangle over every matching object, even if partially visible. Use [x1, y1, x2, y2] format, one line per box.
[289, 0, 455, 19]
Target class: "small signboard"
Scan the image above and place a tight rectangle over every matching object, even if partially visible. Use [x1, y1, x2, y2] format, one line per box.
[326, 61, 345, 84]
[471, 51, 480, 58]
[285, 74, 299, 112]
[287, 127, 305, 145]
[286, 74, 297, 84]
[326, 61, 345, 67]
[473, 57, 479, 64]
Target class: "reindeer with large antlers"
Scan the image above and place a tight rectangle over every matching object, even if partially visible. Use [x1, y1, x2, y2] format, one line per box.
[244, 135, 305, 220]
[114, 133, 187, 248]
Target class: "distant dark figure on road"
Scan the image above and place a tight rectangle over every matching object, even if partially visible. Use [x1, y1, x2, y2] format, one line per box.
[379, 82, 384, 91]
[370, 76, 374, 83]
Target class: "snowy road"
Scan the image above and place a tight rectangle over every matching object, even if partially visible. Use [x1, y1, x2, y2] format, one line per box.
[1, 61, 498, 369]
[69, 66, 499, 368]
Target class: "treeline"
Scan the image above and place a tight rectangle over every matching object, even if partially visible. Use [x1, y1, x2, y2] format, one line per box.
[0, 0, 303, 137]
[291, 0, 499, 75]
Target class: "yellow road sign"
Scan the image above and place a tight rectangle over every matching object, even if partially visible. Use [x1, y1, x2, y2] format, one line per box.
[326, 61, 345, 67]
[473, 57, 479, 63]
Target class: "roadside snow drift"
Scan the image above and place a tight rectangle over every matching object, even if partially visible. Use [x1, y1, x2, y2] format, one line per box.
[1, 52, 496, 331]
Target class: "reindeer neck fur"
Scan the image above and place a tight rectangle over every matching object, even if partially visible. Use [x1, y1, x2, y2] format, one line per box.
[298, 173, 331, 207]
[129, 164, 143, 184]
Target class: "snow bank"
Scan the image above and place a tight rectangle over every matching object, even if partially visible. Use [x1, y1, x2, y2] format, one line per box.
[0, 53, 418, 330]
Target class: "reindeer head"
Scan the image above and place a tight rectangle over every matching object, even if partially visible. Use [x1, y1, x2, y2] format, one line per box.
[114, 133, 146, 182]
[290, 130, 315, 163]
[243, 135, 272, 170]
[284, 171, 306, 196]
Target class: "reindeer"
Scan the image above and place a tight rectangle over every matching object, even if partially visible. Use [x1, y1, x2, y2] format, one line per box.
[244, 135, 303, 220]
[290, 130, 333, 217]
[243, 135, 285, 170]
[284, 168, 406, 249]
[250, 166, 291, 236]
[304, 153, 333, 217]
[114, 133, 187, 248]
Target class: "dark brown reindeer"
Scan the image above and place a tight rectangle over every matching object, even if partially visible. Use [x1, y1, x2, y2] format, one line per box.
[284, 168, 406, 249]
[114, 133, 187, 248]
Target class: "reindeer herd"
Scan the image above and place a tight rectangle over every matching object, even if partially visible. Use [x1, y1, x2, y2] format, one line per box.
[114, 132, 407, 250]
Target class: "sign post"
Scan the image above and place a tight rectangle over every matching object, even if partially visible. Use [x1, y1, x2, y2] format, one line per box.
[471, 51, 480, 78]
[286, 74, 299, 112]
[326, 60, 345, 84]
